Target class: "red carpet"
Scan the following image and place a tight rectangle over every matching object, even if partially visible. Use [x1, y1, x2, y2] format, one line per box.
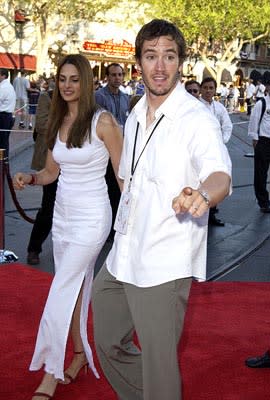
[1, 264, 270, 399]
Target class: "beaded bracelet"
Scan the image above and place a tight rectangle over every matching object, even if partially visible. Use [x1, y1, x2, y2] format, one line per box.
[29, 173, 37, 185]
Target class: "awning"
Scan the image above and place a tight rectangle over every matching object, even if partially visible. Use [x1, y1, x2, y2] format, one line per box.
[0, 52, 36, 71]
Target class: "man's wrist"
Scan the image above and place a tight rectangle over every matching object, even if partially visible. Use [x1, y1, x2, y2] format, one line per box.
[198, 188, 211, 207]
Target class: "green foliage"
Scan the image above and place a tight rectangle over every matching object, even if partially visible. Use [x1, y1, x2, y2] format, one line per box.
[10, 0, 115, 22]
[140, 0, 270, 45]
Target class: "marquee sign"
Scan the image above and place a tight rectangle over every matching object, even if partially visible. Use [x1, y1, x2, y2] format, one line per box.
[83, 39, 135, 58]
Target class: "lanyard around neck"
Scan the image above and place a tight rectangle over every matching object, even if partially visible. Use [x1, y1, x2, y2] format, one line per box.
[129, 114, 165, 189]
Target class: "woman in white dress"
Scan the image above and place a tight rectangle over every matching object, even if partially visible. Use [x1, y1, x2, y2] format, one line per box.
[13, 54, 123, 399]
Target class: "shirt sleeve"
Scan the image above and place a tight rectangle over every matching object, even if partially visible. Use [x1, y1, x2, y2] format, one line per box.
[118, 134, 128, 180]
[248, 101, 262, 140]
[219, 104, 233, 144]
[0, 85, 7, 106]
[190, 113, 232, 184]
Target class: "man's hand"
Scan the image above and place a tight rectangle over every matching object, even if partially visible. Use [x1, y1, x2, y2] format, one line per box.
[172, 187, 209, 218]
[252, 139, 258, 149]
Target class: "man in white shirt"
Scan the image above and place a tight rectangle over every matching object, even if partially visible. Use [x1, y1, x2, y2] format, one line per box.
[12, 69, 30, 128]
[200, 76, 233, 226]
[255, 79, 266, 100]
[248, 81, 270, 213]
[246, 78, 256, 115]
[92, 19, 231, 400]
[0, 68, 16, 158]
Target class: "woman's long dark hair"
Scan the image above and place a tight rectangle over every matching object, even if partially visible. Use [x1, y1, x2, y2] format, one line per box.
[47, 54, 98, 150]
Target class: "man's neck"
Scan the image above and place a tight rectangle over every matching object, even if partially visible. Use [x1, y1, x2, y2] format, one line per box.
[201, 97, 213, 105]
[108, 86, 119, 95]
[146, 97, 163, 128]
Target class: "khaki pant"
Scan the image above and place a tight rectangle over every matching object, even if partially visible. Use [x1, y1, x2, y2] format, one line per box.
[92, 265, 192, 400]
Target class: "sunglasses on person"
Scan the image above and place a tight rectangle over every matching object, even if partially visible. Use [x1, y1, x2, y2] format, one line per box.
[187, 88, 199, 94]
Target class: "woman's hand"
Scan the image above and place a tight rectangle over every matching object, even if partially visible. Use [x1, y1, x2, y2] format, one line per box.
[13, 172, 32, 190]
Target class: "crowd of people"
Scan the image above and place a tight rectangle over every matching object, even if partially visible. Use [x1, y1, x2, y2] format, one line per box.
[216, 78, 268, 114]
[1, 16, 269, 400]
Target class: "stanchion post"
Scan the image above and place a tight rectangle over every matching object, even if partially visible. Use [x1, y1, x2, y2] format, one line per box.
[0, 149, 5, 250]
[0, 150, 18, 264]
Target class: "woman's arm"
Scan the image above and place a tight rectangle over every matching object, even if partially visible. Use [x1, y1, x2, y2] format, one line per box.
[13, 150, 60, 190]
[97, 112, 124, 191]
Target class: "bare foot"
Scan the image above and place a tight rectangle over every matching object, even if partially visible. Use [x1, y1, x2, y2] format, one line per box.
[32, 372, 58, 399]
[60, 352, 88, 385]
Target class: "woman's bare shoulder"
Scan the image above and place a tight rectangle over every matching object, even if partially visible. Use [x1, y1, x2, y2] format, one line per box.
[97, 111, 119, 128]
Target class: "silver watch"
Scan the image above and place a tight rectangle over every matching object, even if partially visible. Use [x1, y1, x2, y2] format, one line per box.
[198, 188, 210, 206]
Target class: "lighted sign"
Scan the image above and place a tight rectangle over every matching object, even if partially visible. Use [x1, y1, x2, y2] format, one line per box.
[83, 39, 135, 58]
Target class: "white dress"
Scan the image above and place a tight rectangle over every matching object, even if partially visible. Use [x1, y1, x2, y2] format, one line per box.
[29, 110, 112, 380]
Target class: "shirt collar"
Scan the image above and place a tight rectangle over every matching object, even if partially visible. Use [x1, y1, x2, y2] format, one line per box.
[200, 97, 213, 106]
[133, 82, 191, 123]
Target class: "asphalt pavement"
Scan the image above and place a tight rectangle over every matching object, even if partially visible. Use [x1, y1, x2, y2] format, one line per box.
[3, 112, 270, 281]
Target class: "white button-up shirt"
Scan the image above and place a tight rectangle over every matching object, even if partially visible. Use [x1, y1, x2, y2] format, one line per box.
[0, 78, 16, 113]
[248, 95, 270, 140]
[107, 83, 232, 287]
[200, 97, 232, 144]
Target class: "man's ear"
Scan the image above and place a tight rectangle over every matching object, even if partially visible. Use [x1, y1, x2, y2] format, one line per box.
[136, 61, 142, 76]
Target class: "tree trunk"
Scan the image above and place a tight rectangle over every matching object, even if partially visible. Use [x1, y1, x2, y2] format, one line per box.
[35, 25, 50, 76]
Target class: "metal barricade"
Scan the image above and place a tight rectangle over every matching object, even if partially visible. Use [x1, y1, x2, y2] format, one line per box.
[0, 149, 18, 264]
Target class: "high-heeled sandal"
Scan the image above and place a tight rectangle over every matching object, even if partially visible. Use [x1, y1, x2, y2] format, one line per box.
[63, 351, 89, 384]
[32, 392, 53, 399]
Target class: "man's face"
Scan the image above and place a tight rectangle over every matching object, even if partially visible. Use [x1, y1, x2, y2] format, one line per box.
[185, 83, 200, 99]
[200, 81, 216, 103]
[107, 66, 124, 91]
[137, 35, 181, 101]
[0, 73, 5, 82]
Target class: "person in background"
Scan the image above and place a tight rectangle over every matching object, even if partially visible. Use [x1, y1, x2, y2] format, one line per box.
[92, 19, 231, 400]
[226, 84, 235, 113]
[245, 78, 256, 115]
[27, 81, 40, 130]
[200, 76, 233, 227]
[95, 63, 130, 241]
[255, 79, 266, 101]
[13, 69, 30, 128]
[238, 83, 246, 112]
[219, 82, 228, 107]
[247, 80, 270, 213]
[0, 68, 16, 158]
[185, 79, 200, 99]
[13, 54, 123, 400]
[135, 77, 145, 95]
[26, 82, 56, 266]
[93, 77, 102, 91]
[95, 63, 130, 131]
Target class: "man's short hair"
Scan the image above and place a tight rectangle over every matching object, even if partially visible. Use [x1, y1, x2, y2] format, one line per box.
[201, 77, 217, 89]
[185, 79, 200, 89]
[0, 68, 9, 79]
[135, 19, 186, 64]
[105, 63, 124, 76]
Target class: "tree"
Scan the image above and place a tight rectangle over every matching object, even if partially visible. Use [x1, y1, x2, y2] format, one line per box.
[139, 0, 270, 85]
[7, 0, 115, 75]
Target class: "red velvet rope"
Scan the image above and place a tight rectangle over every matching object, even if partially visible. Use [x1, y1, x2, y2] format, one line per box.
[4, 160, 35, 224]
